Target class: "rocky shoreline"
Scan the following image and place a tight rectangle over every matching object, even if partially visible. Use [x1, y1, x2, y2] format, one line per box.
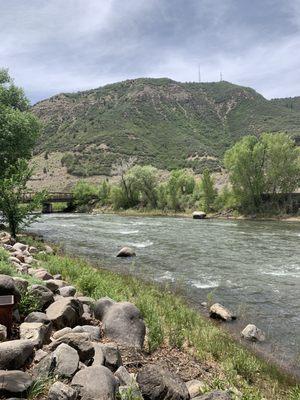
[0, 232, 234, 400]
[0, 231, 298, 399]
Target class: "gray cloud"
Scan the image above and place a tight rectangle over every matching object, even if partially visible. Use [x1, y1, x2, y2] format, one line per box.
[1, 0, 300, 103]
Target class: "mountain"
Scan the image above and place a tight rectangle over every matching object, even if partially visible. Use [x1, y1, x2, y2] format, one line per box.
[32, 78, 300, 177]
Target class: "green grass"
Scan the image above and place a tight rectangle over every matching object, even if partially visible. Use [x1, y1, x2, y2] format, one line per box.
[32, 78, 300, 177]
[33, 250, 299, 399]
[1, 236, 299, 399]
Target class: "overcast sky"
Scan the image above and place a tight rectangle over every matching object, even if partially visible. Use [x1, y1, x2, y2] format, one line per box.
[1, 0, 300, 104]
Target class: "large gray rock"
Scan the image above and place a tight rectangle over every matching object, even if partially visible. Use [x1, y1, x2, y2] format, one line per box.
[46, 297, 83, 329]
[0, 370, 32, 394]
[137, 365, 190, 400]
[73, 325, 101, 341]
[192, 211, 206, 219]
[0, 339, 35, 369]
[209, 303, 236, 321]
[13, 277, 29, 292]
[28, 284, 54, 309]
[48, 381, 77, 400]
[116, 247, 136, 257]
[241, 324, 266, 342]
[50, 332, 94, 362]
[186, 380, 205, 398]
[99, 300, 146, 349]
[100, 343, 122, 372]
[115, 366, 132, 386]
[94, 297, 115, 320]
[59, 285, 77, 297]
[52, 327, 73, 340]
[53, 343, 79, 378]
[25, 311, 50, 324]
[45, 279, 68, 293]
[33, 269, 53, 281]
[193, 390, 231, 400]
[19, 322, 51, 348]
[12, 242, 28, 252]
[92, 342, 105, 366]
[71, 366, 118, 400]
[0, 274, 20, 302]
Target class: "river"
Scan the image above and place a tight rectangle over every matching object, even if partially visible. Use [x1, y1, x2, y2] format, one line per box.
[28, 213, 300, 373]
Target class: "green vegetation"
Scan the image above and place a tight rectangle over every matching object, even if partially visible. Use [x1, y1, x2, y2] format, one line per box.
[71, 133, 300, 216]
[32, 78, 300, 176]
[224, 133, 300, 213]
[0, 69, 43, 237]
[26, 248, 297, 399]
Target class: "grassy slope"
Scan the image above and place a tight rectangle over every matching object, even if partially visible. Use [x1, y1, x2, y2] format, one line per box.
[2, 236, 298, 400]
[32, 78, 300, 177]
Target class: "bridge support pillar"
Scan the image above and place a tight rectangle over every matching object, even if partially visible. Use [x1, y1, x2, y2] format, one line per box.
[42, 202, 53, 214]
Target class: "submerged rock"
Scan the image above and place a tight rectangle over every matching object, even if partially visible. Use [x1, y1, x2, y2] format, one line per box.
[241, 324, 265, 342]
[116, 246, 136, 257]
[192, 211, 206, 219]
[209, 303, 236, 321]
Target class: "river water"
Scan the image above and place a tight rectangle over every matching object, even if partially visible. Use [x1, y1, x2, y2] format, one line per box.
[29, 213, 300, 372]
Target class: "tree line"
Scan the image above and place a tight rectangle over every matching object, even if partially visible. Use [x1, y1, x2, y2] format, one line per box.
[73, 132, 300, 215]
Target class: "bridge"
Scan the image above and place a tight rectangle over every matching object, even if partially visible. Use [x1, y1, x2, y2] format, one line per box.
[23, 192, 75, 213]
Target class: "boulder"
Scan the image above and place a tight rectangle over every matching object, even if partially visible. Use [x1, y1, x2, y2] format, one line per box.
[59, 285, 77, 297]
[115, 366, 132, 386]
[8, 256, 21, 265]
[73, 325, 101, 341]
[209, 303, 236, 321]
[53, 343, 79, 378]
[186, 380, 205, 398]
[45, 279, 68, 293]
[19, 322, 51, 348]
[100, 343, 122, 372]
[53, 273, 63, 280]
[25, 311, 51, 324]
[101, 301, 146, 349]
[193, 390, 231, 400]
[32, 353, 55, 378]
[46, 297, 83, 329]
[48, 381, 77, 400]
[137, 365, 190, 400]
[117, 246, 136, 257]
[50, 332, 94, 362]
[34, 349, 48, 363]
[52, 326, 73, 340]
[33, 269, 53, 281]
[11, 251, 25, 263]
[12, 242, 28, 252]
[92, 342, 105, 366]
[29, 246, 38, 254]
[76, 296, 95, 306]
[192, 211, 206, 219]
[24, 256, 34, 264]
[45, 244, 54, 254]
[28, 284, 54, 309]
[0, 323, 7, 341]
[94, 297, 115, 320]
[13, 277, 29, 292]
[0, 339, 35, 369]
[0, 370, 32, 395]
[241, 324, 266, 342]
[71, 366, 118, 400]
[0, 274, 20, 302]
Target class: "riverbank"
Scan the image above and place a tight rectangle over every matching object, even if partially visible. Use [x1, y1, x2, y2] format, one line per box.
[0, 232, 299, 399]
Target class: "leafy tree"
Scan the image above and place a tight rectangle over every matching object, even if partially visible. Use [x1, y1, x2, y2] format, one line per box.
[72, 181, 99, 208]
[0, 69, 39, 177]
[126, 165, 158, 208]
[166, 169, 195, 210]
[98, 180, 111, 206]
[224, 133, 300, 212]
[197, 169, 217, 212]
[111, 158, 139, 208]
[0, 161, 44, 238]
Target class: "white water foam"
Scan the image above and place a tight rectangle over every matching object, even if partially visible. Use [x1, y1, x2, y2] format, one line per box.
[190, 279, 219, 289]
[127, 240, 153, 248]
[119, 230, 139, 235]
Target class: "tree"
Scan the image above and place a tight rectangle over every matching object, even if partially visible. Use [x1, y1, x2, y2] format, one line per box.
[0, 69, 39, 177]
[224, 133, 300, 212]
[198, 169, 217, 212]
[126, 165, 158, 208]
[166, 169, 195, 210]
[0, 161, 44, 238]
[111, 158, 138, 208]
[72, 181, 99, 208]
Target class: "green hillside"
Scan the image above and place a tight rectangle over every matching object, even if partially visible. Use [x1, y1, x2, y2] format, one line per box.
[32, 78, 300, 176]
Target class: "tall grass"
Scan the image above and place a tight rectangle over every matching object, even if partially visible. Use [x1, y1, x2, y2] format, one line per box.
[35, 252, 299, 399]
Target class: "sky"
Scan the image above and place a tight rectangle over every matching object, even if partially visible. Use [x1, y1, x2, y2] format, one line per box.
[1, 0, 300, 104]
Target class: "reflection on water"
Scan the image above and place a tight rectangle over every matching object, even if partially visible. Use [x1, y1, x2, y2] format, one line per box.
[29, 213, 300, 370]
